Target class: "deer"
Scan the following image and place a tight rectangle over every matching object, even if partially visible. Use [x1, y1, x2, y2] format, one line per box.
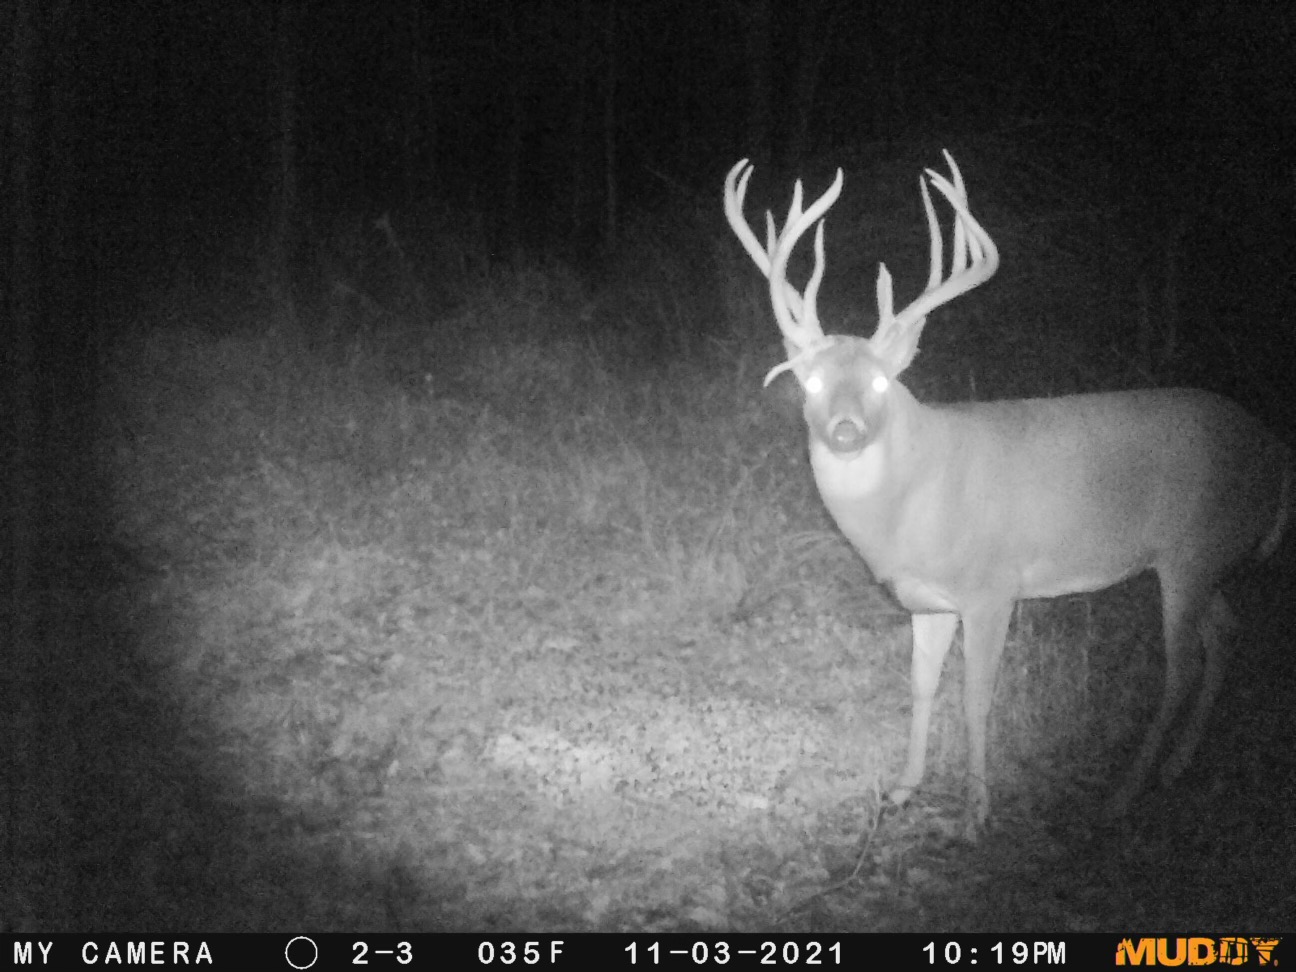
[723, 151, 1291, 837]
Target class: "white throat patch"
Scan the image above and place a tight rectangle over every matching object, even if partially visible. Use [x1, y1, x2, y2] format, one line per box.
[809, 435, 887, 499]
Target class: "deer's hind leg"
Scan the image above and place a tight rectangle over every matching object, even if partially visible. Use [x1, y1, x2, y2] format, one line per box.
[1106, 564, 1231, 818]
[1160, 591, 1237, 785]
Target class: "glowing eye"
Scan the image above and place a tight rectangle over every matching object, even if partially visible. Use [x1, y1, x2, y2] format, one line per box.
[871, 374, 889, 394]
[804, 374, 824, 395]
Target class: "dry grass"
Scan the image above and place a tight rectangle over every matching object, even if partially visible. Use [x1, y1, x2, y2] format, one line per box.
[89, 306, 1134, 931]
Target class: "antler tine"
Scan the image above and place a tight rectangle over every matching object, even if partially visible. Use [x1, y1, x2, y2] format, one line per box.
[724, 159, 844, 355]
[940, 152, 968, 276]
[927, 167, 990, 268]
[766, 170, 842, 347]
[879, 159, 951, 331]
[725, 159, 807, 327]
[888, 151, 999, 333]
[919, 175, 942, 293]
[724, 160, 772, 274]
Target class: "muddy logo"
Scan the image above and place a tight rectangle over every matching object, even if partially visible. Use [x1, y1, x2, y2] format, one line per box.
[1116, 938, 1281, 966]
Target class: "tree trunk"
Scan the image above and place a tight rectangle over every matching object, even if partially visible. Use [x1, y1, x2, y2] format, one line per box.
[570, 0, 594, 241]
[602, 0, 618, 250]
[500, 0, 523, 254]
[269, 0, 300, 328]
[743, 0, 772, 174]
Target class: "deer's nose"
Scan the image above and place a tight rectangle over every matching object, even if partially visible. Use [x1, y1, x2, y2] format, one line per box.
[828, 417, 867, 453]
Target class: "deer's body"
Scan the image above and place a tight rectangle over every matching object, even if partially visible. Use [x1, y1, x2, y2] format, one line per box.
[810, 385, 1288, 611]
[724, 152, 1290, 835]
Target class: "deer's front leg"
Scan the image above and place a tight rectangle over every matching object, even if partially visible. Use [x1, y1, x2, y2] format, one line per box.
[959, 601, 1014, 835]
[890, 612, 959, 808]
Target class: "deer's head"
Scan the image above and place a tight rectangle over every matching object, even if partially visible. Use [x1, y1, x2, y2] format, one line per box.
[723, 152, 999, 456]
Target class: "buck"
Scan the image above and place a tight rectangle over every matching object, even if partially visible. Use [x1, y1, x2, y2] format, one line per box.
[724, 151, 1291, 835]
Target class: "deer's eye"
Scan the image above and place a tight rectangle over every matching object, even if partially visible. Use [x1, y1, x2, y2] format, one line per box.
[871, 374, 889, 395]
[804, 373, 824, 396]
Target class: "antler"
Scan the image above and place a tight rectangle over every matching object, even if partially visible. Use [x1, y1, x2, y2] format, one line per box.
[724, 160, 844, 379]
[870, 150, 999, 365]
